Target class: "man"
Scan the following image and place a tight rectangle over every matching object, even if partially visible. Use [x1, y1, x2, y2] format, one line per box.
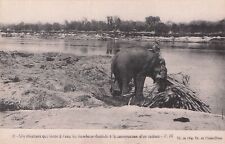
[148, 40, 165, 65]
[148, 40, 167, 92]
[154, 41, 167, 92]
[152, 40, 160, 53]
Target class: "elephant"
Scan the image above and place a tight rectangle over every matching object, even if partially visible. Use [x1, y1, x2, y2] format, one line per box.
[111, 47, 167, 101]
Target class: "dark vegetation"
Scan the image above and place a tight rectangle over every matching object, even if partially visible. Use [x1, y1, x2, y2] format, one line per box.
[0, 16, 225, 37]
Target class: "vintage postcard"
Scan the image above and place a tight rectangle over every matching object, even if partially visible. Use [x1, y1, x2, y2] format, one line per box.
[0, 0, 225, 143]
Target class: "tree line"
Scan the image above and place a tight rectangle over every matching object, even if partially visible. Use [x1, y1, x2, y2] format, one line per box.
[0, 16, 225, 36]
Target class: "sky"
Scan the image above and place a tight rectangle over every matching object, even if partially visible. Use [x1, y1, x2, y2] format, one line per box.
[0, 0, 225, 24]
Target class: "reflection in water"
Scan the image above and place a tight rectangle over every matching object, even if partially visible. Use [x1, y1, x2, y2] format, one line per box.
[80, 47, 88, 54]
[0, 37, 225, 114]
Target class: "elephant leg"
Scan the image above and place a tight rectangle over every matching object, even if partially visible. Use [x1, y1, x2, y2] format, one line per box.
[134, 75, 146, 100]
[121, 75, 132, 97]
[117, 77, 122, 94]
[112, 74, 122, 96]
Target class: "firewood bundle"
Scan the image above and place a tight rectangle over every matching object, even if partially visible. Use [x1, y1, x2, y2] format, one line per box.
[142, 73, 211, 113]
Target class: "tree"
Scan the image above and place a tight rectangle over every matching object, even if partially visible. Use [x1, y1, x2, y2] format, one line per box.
[52, 23, 61, 31]
[14, 22, 25, 31]
[106, 16, 113, 31]
[119, 21, 134, 32]
[171, 23, 179, 33]
[113, 16, 121, 30]
[155, 22, 170, 35]
[145, 16, 161, 31]
[64, 20, 70, 31]
[43, 23, 52, 32]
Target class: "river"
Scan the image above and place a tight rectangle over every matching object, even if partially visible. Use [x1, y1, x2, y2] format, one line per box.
[0, 37, 225, 114]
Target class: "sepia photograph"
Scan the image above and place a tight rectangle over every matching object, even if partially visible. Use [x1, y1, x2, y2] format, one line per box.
[0, 0, 225, 143]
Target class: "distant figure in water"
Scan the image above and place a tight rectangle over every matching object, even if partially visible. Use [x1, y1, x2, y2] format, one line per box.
[106, 38, 120, 55]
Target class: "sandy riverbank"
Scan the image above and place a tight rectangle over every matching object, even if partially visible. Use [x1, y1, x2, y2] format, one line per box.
[0, 51, 224, 130]
[1, 32, 225, 44]
[1, 107, 224, 129]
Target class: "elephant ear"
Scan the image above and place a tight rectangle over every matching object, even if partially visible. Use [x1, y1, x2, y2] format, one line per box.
[145, 54, 160, 77]
[149, 54, 161, 69]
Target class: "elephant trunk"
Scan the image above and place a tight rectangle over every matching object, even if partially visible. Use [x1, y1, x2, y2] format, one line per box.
[155, 65, 167, 92]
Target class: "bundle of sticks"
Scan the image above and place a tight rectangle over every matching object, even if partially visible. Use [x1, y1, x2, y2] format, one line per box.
[142, 73, 211, 113]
